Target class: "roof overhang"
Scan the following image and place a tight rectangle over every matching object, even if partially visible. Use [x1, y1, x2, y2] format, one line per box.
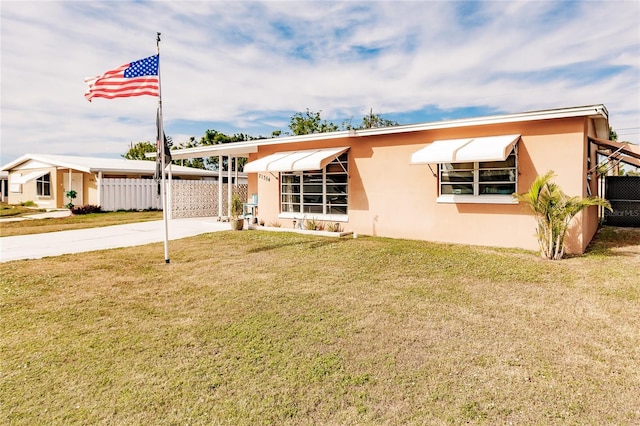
[159, 105, 609, 161]
[244, 147, 349, 173]
[410, 135, 520, 164]
[157, 144, 260, 161]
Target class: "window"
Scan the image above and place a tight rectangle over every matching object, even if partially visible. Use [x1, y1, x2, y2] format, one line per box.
[439, 150, 517, 200]
[36, 173, 51, 197]
[280, 153, 348, 216]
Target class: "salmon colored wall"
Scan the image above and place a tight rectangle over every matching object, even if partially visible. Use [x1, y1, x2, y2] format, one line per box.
[247, 116, 603, 254]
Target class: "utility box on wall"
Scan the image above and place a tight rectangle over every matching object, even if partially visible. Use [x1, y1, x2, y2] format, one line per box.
[604, 176, 640, 227]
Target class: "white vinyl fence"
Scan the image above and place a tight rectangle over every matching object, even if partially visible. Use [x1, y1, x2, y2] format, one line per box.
[100, 178, 248, 218]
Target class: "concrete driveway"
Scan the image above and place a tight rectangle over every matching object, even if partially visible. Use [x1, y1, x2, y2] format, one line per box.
[0, 218, 231, 262]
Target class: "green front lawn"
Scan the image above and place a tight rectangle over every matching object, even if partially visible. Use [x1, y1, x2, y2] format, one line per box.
[0, 210, 163, 237]
[1, 229, 639, 424]
[0, 202, 46, 218]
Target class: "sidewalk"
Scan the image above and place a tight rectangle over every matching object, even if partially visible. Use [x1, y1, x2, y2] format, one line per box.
[0, 218, 230, 262]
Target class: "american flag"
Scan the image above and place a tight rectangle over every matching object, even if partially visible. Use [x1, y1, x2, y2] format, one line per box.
[84, 55, 159, 101]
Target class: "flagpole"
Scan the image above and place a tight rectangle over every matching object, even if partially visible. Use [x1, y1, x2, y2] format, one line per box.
[157, 32, 170, 264]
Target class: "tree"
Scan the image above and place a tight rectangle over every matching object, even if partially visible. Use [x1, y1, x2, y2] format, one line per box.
[198, 129, 253, 171]
[174, 137, 206, 169]
[122, 141, 157, 161]
[289, 109, 339, 135]
[171, 130, 254, 171]
[288, 108, 399, 135]
[610, 126, 618, 141]
[352, 108, 399, 129]
[123, 137, 173, 162]
[513, 171, 612, 260]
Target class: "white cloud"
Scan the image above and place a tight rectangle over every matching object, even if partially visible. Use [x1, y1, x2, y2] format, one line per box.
[1, 0, 638, 164]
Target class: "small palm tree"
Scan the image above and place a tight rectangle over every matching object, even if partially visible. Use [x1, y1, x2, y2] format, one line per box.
[513, 171, 612, 260]
[230, 193, 244, 230]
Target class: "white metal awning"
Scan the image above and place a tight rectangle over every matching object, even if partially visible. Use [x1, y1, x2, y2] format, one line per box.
[410, 138, 471, 164]
[244, 147, 349, 173]
[10, 170, 49, 184]
[410, 134, 521, 164]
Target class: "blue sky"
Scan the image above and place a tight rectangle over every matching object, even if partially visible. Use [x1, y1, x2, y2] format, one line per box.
[1, 1, 639, 164]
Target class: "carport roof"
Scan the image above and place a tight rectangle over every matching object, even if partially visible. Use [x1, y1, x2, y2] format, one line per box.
[590, 137, 640, 168]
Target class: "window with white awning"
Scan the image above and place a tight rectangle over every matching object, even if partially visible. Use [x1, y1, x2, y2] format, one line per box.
[411, 135, 520, 204]
[410, 135, 520, 164]
[9, 170, 50, 194]
[245, 147, 350, 220]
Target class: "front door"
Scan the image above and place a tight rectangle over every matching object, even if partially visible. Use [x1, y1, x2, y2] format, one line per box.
[63, 172, 83, 207]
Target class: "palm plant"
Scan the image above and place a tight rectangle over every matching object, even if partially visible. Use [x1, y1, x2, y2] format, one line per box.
[513, 171, 612, 260]
[230, 193, 244, 230]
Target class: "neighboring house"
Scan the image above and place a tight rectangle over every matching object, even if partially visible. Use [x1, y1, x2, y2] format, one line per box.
[1, 154, 232, 210]
[167, 104, 639, 255]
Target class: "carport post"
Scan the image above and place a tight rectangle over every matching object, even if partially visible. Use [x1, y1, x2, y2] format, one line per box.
[227, 156, 232, 217]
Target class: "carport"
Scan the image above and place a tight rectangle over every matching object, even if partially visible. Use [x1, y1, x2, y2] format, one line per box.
[154, 141, 258, 218]
[590, 137, 640, 227]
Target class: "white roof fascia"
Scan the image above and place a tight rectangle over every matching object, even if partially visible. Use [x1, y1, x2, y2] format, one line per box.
[160, 144, 260, 160]
[355, 105, 607, 138]
[151, 131, 356, 160]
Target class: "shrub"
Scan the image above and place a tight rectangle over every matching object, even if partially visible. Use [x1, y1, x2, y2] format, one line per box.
[513, 171, 611, 260]
[325, 222, 342, 233]
[304, 217, 319, 230]
[231, 193, 243, 219]
[71, 205, 102, 215]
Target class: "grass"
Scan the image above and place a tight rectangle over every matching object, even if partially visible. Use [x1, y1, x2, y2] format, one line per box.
[0, 210, 163, 237]
[1, 227, 639, 425]
[0, 202, 46, 218]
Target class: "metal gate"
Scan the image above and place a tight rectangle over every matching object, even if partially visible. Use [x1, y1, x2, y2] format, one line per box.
[604, 176, 640, 227]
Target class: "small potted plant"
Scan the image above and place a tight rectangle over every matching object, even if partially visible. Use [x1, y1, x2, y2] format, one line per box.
[230, 193, 244, 230]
